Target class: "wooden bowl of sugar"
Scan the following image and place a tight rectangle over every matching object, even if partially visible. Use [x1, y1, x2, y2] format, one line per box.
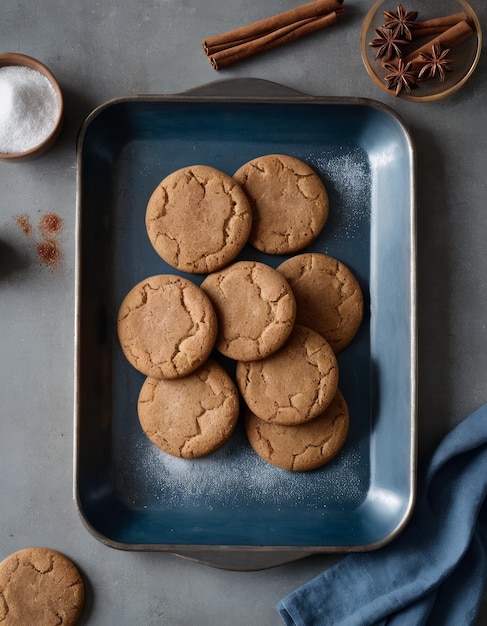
[0, 52, 64, 162]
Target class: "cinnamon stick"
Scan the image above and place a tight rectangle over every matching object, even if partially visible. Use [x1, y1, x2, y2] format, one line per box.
[206, 16, 318, 55]
[412, 12, 471, 38]
[202, 0, 344, 69]
[405, 19, 475, 68]
[209, 11, 343, 69]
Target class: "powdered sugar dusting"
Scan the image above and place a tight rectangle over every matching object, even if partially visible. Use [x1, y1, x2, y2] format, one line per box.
[113, 424, 366, 512]
[314, 147, 371, 241]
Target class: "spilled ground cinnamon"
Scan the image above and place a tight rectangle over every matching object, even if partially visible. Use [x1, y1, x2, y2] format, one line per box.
[202, 0, 344, 70]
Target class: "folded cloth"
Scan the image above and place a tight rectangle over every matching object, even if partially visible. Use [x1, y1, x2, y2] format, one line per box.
[278, 401, 487, 626]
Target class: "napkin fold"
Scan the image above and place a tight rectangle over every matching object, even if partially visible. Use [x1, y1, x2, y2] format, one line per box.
[278, 401, 487, 626]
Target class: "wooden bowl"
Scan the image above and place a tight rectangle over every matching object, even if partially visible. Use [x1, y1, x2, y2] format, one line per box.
[360, 0, 482, 102]
[0, 52, 64, 162]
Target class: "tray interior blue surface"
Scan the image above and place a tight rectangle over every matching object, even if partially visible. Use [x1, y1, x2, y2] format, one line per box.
[76, 93, 415, 551]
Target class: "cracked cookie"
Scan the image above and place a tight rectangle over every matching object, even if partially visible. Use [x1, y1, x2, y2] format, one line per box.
[137, 359, 239, 458]
[236, 324, 338, 425]
[145, 165, 252, 274]
[233, 154, 329, 254]
[277, 252, 364, 353]
[244, 389, 349, 471]
[0, 547, 84, 626]
[200, 260, 296, 361]
[117, 274, 217, 379]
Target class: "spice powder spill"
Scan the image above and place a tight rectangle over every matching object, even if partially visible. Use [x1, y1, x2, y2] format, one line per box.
[14, 211, 64, 268]
[38, 211, 63, 236]
[37, 213, 63, 268]
[15, 214, 33, 237]
[37, 239, 61, 267]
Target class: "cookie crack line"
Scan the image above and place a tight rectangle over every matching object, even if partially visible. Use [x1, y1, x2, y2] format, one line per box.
[212, 272, 226, 297]
[275, 157, 321, 201]
[291, 443, 324, 470]
[251, 265, 292, 320]
[255, 426, 275, 458]
[66, 579, 84, 589]
[118, 285, 148, 320]
[170, 287, 207, 372]
[239, 363, 252, 391]
[320, 363, 337, 380]
[304, 342, 333, 365]
[304, 383, 320, 421]
[119, 282, 165, 320]
[249, 265, 273, 323]
[0, 591, 9, 621]
[152, 185, 168, 219]
[270, 228, 291, 241]
[187, 169, 208, 200]
[249, 161, 266, 175]
[290, 418, 343, 470]
[256, 362, 267, 387]
[201, 375, 230, 405]
[269, 286, 289, 305]
[221, 199, 240, 242]
[156, 230, 181, 264]
[180, 410, 205, 456]
[139, 379, 157, 404]
[295, 173, 321, 201]
[288, 391, 316, 414]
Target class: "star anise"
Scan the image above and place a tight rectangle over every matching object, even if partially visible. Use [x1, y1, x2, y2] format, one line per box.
[369, 26, 408, 61]
[418, 44, 455, 82]
[383, 4, 418, 41]
[384, 59, 418, 96]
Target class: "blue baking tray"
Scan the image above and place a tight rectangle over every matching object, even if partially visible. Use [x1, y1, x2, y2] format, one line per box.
[75, 78, 416, 569]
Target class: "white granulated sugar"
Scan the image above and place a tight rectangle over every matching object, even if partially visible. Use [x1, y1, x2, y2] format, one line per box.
[0, 65, 60, 154]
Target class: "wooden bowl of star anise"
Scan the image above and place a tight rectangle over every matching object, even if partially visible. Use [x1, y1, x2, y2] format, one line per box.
[360, 0, 481, 101]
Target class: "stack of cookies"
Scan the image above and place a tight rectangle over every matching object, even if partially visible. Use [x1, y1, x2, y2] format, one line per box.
[117, 154, 364, 472]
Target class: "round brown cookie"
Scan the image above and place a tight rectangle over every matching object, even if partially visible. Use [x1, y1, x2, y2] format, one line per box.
[200, 260, 296, 361]
[117, 274, 217, 379]
[236, 324, 339, 425]
[277, 253, 364, 353]
[145, 165, 252, 274]
[0, 547, 84, 626]
[137, 359, 239, 458]
[244, 389, 349, 471]
[233, 154, 329, 254]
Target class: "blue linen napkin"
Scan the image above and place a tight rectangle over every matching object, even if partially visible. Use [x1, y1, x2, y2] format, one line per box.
[278, 401, 487, 626]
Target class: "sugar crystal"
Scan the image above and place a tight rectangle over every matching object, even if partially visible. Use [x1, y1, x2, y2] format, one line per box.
[0, 65, 60, 154]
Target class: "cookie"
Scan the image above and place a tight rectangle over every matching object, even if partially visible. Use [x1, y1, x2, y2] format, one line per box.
[137, 359, 239, 458]
[145, 165, 252, 274]
[236, 324, 339, 425]
[200, 260, 296, 361]
[277, 253, 364, 353]
[244, 389, 349, 471]
[233, 154, 329, 254]
[117, 274, 217, 379]
[0, 547, 84, 626]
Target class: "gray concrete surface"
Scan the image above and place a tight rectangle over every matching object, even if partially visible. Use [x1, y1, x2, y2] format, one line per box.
[1, 0, 486, 624]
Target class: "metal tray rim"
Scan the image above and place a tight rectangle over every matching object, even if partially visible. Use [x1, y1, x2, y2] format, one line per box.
[74, 78, 417, 569]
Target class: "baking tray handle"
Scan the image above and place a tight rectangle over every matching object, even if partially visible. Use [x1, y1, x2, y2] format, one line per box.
[181, 77, 307, 98]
